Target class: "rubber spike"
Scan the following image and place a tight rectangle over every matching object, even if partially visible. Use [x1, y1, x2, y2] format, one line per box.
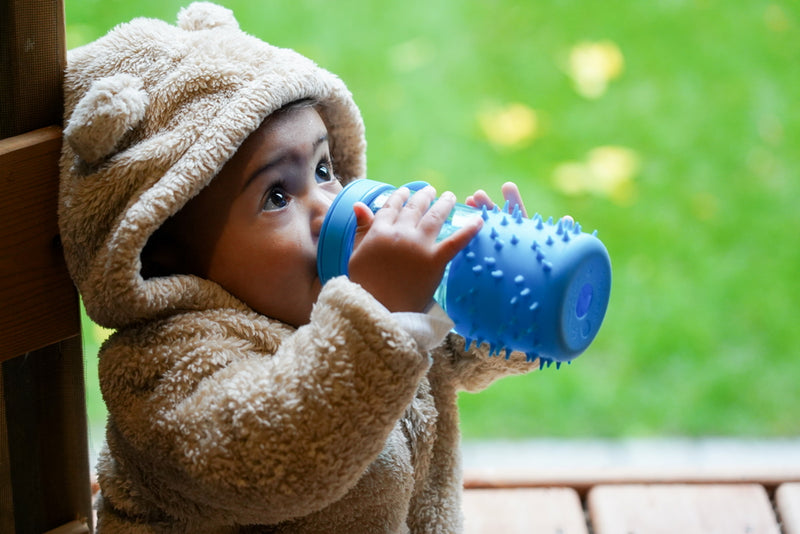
[592, 229, 598, 236]
[490, 227, 499, 239]
[502, 200, 510, 213]
[547, 216, 554, 225]
[556, 362, 562, 370]
[500, 215, 509, 226]
[539, 359, 545, 370]
[556, 220, 564, 235]
[481, 205, 490, 221]
[494, 239, 504, 250]
[546, 236, 554, 246]
[511, 234, 519, 245]
[573, 223, 582, 235]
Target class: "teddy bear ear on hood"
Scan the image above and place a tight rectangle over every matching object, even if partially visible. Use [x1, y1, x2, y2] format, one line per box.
[63, 73, 149, 165]
[177, 1, 239, 31]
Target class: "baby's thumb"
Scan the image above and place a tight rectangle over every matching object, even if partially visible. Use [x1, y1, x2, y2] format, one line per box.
[351, 202, 374, 248]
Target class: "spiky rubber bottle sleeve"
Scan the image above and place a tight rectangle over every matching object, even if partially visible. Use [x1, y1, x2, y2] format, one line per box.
[317, 179, 611, 366]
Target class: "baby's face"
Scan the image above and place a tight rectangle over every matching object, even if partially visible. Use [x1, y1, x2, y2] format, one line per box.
[178, 105, 342, 326]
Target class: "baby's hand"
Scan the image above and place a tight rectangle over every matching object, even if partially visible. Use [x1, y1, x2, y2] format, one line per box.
[465, 181, 528, 217]
[348, 186, 482, 313]
[466, 182, 574, 226]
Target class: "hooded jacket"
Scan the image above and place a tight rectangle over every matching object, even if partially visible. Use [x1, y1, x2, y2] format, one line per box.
[58, 4, 538, 531]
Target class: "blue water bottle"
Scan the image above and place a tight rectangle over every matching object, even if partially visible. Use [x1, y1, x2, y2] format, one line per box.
[317, 179, 611, 367]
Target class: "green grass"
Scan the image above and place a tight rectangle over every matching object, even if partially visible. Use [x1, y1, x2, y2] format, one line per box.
[68, 0, 800, 439]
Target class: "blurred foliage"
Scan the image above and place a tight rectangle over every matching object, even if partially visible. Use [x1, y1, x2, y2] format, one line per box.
[69, 0, 800, 438]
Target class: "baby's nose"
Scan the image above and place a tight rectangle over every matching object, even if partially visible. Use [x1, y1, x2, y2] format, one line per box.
[310, 190, 335, 236]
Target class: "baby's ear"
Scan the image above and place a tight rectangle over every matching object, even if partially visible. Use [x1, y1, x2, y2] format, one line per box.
[64, 73, 149, 164]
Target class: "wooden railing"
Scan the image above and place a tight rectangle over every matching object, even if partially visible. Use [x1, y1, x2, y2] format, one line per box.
[1, 0, 93, 532]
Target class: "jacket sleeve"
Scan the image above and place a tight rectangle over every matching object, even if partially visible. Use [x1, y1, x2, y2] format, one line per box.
[433, 333, 541, 393]
[98, 276, 430, 525]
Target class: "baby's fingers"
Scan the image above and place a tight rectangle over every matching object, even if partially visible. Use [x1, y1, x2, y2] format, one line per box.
[375, 187, 412, 223]
[465, 189, 492, 210]
[434, 214, 483, 264]
[501, 182, 527, 218]
[352, 202, 375, 250]
[397, 185, 437, 225]
[417, 190, 456, 236]
[466, 183, 528, 218]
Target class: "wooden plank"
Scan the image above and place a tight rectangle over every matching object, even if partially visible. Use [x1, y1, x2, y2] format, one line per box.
[463, 488, 589, 534]
[0, 0, 66, 138]
[464, 457, 800, 497]
[2, 336, 93, 532]
[0, 126, 80, 360]
[587, 484, 780, 534]
[777, 483, 800, 534]
[0, 365, 15, 533]
[43, 519, 90, 534]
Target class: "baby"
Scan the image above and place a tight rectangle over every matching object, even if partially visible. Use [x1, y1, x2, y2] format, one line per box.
[59, 3, 538, 532]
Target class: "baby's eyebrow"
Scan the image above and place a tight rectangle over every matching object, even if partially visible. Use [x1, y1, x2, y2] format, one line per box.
[313, 133, 329, 152]
[243, 133, 329, 191]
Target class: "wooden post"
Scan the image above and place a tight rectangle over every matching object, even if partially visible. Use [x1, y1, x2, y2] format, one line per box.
[0, 0, 93, 531]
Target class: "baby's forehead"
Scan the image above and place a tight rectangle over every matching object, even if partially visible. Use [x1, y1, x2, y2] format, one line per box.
[203, 106, 329, 191]
[236, 106, 330, 161]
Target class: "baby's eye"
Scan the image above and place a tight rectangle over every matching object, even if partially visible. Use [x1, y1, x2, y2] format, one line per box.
[316, 159, 334, 183]
[263, 185, 289, 211]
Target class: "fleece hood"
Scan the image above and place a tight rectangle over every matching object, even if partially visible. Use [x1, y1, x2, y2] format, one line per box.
[58, 2, 366, 328]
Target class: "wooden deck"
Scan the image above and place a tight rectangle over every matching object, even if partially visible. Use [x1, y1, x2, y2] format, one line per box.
[463, 483, 799, 533]
[462, 439, 800, 533]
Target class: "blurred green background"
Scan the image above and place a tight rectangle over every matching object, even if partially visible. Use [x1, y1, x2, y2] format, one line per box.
[68, 0, 799, 439]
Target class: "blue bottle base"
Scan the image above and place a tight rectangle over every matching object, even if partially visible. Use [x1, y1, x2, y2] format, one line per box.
[439, 206, 611, 365]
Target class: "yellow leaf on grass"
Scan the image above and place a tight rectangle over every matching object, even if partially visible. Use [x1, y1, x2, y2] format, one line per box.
[553, 145, 640, 204]
[567, 40, 624, 99]
[478, 102, 540, 148]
